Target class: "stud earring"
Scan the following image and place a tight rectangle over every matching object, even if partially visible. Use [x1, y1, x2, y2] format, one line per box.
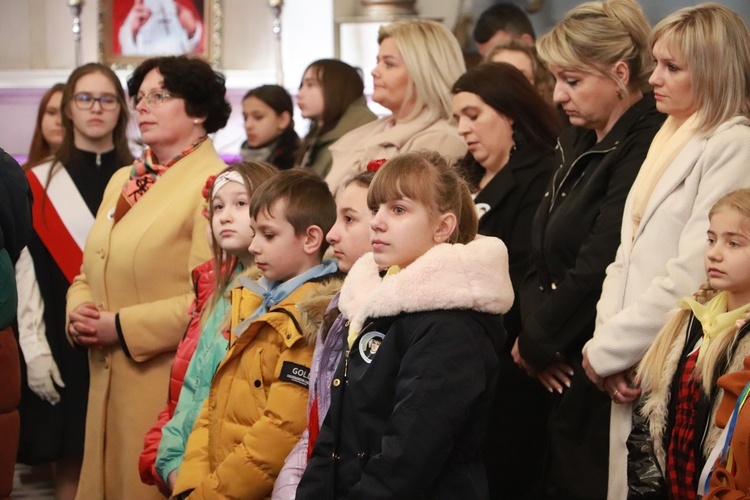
[617, 90, 624, 101]
[194, 119, 200, 124]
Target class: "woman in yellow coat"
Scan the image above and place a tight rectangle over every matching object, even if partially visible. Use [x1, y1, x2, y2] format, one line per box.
[66, 56, 230, 500]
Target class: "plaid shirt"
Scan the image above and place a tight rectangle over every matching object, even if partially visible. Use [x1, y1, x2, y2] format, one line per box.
[666, 348, 701, 499]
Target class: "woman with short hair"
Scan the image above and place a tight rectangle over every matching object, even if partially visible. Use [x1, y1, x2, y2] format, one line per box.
[66, 55, 230, 500]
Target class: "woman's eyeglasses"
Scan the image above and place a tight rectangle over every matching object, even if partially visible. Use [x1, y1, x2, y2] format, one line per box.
[72, 93, 120, 111]
[133, 90, 174, 109]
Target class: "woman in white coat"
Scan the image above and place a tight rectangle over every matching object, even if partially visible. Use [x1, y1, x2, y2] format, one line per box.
[582, 4, 750, 498]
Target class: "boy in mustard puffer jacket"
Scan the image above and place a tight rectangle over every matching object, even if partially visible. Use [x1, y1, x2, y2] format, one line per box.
[172, 170, 340, 499]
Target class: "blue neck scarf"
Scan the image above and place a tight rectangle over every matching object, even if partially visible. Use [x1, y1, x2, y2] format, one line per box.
[233, 259, 338, 336]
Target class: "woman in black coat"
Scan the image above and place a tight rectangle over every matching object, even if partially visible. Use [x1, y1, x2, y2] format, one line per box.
[511, 1, 665, 497]
[451, 62, 560, 500]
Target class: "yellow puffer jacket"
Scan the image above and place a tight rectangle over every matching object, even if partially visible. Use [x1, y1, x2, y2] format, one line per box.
[173, 278, 339, 499]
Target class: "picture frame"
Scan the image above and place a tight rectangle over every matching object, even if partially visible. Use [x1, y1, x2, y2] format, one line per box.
[98, 0, 222, 69]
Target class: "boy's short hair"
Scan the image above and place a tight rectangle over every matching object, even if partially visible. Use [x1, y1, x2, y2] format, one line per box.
[249, 169, 336, 255]
[473, 3, 536, 44]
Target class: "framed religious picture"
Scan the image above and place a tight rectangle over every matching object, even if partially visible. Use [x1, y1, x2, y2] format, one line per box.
[99, 0, 222, 68]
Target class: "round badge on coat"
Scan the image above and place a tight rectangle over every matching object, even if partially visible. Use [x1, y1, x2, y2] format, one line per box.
[358, 331, 385, 363]
[475, 202, 490, 219]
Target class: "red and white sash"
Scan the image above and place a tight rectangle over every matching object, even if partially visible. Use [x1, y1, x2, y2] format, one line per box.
[26, 161, 95, 283]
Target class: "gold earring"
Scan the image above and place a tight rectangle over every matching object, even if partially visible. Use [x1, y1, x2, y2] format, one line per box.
[617, 90, 624, 100]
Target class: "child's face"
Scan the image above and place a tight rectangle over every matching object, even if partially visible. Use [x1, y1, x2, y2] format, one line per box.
[211, 181, 253, 264]
[327, 183, 373, 273]
[369, 196, 440, 269]
[242, 96, 289, 148]
[705, 207, 750, 307]
[249, 199, 312, 282]
[297, 68, 325, 121]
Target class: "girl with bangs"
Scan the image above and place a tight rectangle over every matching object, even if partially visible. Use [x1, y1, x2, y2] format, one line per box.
[297, 151, 514, 499]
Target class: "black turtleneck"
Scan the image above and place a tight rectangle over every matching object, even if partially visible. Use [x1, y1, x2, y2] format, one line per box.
[65, 148, 124, 215]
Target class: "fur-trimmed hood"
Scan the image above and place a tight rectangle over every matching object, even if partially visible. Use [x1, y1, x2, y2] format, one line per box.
[340, 236, 514, 333]
[296, 275, 344, 345]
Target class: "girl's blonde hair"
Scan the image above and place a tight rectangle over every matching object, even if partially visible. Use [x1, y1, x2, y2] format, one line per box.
[377, 20, 466, 123]
[536, 0, 652, 94]
[204, 161, 278, 325]
[367, 150, 477, 245]
[639, 188, 750, 393]
[650, 3, 750, 134]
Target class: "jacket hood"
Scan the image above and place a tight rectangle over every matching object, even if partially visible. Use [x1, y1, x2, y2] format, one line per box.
[296, 274, 345, 345]
[340, 236, 514, 333]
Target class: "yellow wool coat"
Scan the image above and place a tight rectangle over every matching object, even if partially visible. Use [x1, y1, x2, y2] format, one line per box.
[66, 140, 225, 500]
[172, 279, 326, 499]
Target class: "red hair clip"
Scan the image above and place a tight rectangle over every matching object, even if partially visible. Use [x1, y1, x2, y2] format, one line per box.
[367, 158, 387, 172]
[201, 174, 217, 201]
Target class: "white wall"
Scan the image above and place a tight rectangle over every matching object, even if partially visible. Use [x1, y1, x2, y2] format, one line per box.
[0, 0, 337, 157]
[3, 0, 750, 158]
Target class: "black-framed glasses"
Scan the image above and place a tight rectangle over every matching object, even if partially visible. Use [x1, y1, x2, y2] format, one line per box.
[72, 93, 119, 111]
[133, 90, 175, 109]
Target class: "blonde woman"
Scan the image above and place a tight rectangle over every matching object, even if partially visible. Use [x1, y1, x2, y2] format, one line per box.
[511, 0, 664, 498]
[582, 4, 750, 498]
[324, 19, 467, 190]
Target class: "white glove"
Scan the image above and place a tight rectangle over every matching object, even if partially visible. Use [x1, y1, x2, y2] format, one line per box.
[26, 353, 64, 405]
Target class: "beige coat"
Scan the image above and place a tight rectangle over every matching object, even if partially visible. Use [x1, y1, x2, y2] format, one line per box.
[324, 107, 466, 191]
[67, 140, 225, 500]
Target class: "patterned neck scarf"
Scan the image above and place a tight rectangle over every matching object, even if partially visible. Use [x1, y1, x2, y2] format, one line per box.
[115, 136, 207, 222]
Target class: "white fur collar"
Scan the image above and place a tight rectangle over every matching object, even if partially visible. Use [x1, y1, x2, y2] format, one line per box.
[340, 236, 514, 333]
